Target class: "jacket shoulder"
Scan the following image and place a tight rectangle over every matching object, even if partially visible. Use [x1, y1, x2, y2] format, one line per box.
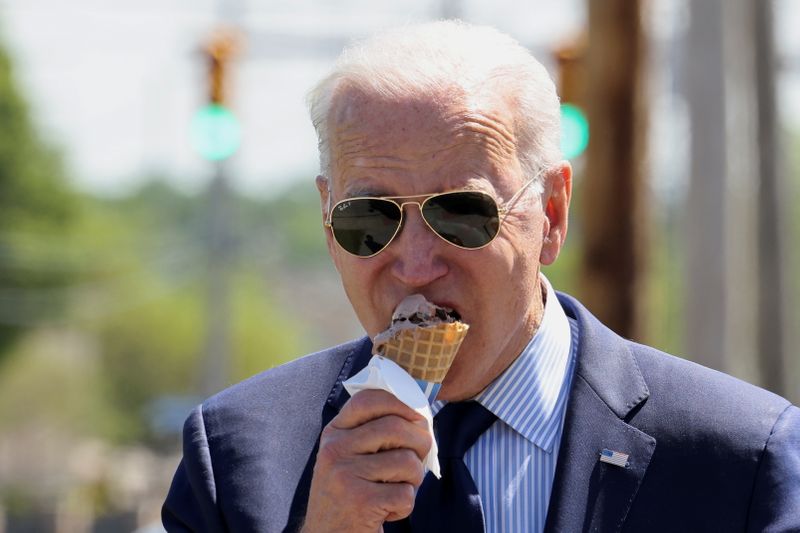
[630, 341, 790, 440]
[201, 337, 369, 429]
[557, 290, 791, 439]
[172, 337, 370, 532]
[556, 292, 798, 530]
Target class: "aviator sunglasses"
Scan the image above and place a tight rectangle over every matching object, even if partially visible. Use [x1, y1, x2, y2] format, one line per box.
[324, 170, 546, 258]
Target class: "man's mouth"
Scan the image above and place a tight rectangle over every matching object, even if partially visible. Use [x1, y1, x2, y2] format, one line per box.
[437, 306, 461, 321]
[430, 300, 462, 322]
[388, 294, 463, 326]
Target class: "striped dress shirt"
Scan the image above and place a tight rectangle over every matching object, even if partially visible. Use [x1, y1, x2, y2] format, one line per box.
[432, 276, 578, 533]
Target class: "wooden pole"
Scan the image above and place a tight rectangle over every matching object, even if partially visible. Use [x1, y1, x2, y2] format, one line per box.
[754, 0, 788, 397]
[580, 0, 648, 340]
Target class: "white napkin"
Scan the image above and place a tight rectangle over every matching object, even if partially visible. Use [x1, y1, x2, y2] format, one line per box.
[343, 355, 441, 478]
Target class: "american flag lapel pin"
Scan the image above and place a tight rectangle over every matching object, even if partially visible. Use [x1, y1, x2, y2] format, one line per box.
[599, 448, 629, 468]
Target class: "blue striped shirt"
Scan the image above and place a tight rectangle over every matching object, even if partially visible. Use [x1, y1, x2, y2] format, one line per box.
[432, 276, 578, 533]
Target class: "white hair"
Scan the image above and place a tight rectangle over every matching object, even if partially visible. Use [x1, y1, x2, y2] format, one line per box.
[306, 20, 562, 184]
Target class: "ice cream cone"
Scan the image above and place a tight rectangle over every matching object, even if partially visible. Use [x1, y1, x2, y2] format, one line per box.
[375, 321, 469, 383]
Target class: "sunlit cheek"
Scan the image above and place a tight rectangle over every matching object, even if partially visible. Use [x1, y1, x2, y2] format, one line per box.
[500, 215, 543, 258]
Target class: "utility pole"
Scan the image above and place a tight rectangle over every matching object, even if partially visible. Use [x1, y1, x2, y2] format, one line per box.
[685, 0, 729, 373]
[579, 0, 649, 340]
[684, 0, 789, 397]
[195, 29, 243, 397]
[753, 0, 788, 397]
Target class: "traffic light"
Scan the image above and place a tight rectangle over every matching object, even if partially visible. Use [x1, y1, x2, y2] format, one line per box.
[560, 103, 589, 160]
[554, 35, 589, 160]
[191, 103, 241, 162]
[191, 29, 242, 162]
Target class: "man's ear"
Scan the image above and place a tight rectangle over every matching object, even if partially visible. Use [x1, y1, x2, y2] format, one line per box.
[315, 175, 338, 260]
[315, 175, 330, 221]
[539, 161, 573, 266]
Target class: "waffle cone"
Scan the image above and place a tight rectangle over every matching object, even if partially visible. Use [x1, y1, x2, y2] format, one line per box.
[376, 322, 469, 383]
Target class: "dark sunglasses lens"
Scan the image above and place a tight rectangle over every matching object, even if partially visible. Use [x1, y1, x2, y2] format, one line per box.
[330, 199, 402, 256]
[423, 192, 500, 248]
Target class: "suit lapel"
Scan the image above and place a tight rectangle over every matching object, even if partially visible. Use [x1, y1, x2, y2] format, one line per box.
[283, 338, 373, 533]
[543, 375, 656, 533]
[544, 295, 656, 533]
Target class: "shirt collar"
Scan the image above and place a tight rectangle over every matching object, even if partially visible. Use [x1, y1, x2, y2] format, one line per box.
[470, 274, 573, 453]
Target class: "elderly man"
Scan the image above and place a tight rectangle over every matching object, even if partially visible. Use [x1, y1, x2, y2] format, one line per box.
[163, 21, 800, 532]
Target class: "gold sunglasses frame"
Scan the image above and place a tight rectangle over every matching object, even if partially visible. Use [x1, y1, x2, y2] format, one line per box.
[324, 172, 545, 258]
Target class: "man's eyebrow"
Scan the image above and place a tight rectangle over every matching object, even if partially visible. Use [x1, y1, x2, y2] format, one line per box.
[342, 185, 389, 197]
[342, 180, 487, 198]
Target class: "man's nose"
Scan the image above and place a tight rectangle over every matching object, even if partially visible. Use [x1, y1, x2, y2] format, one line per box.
[388, 205, 449, 288]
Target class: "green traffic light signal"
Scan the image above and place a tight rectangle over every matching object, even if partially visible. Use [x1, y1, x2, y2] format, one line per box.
[560, 103, 589, 159]
[190, 103, 241, 161]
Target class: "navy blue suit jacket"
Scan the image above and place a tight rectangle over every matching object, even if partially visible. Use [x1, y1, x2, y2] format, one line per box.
[162, 293, 800, 532]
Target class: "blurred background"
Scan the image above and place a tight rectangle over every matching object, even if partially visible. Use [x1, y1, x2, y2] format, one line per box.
[0, 0, 797, 531]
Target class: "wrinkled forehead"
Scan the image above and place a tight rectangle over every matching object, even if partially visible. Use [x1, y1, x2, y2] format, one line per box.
[329, 85, 466, 139]
[326, 84, 520, 174]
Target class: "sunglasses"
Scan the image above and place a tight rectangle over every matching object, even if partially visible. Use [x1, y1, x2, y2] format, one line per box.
[324, 172, 544, 258]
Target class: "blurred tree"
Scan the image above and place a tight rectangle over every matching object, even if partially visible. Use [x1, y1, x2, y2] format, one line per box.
[92, 270, 307, 444]
[263, 182, 331, 265]
[0, 176, 317, 446]
[0, 35, 77, 357]
[83, 182, 312, 443]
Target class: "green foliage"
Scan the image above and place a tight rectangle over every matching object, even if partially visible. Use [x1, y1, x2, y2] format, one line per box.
[77, 181, 313, 443]
[0, 327, 119, 439]
[0, 172, 325, 445]
[231, 270, 307, 379]
[262, 182, 330, 265]
[643, 211, 685, 356]
[92, 269, 307, 444]
[0, 44, 72, 221]
[0, 37, 77, 354]
[92, 280, 204, 442]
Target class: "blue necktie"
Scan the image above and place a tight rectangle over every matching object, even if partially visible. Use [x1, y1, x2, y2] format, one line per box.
[406, 401, 498, 532]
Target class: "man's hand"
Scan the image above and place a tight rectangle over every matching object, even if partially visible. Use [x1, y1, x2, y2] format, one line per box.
[301, 389, 432, 533]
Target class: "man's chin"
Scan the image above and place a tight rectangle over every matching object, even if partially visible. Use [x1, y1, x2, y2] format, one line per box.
[438, 362, 482, 401]
[436, 385, 478, 402]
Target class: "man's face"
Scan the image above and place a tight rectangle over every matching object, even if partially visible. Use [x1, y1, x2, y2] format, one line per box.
[318, 88, 570, 400]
